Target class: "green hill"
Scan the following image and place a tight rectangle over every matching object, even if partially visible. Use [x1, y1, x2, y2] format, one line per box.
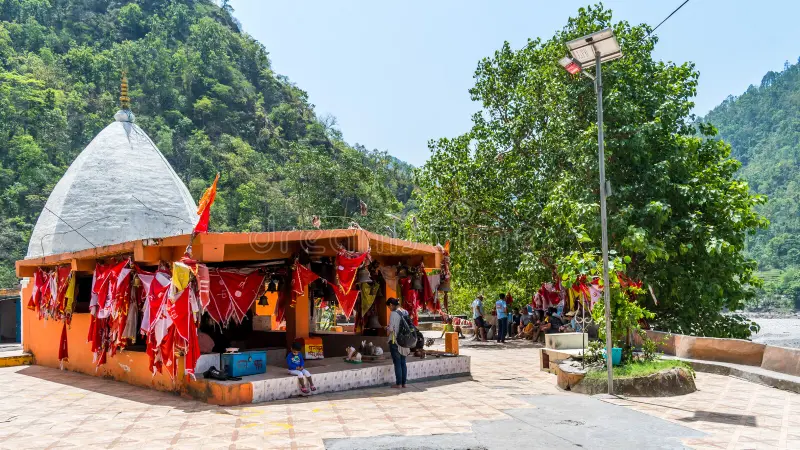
[702, 59, 800, 307]
[0, 0, 413, 286]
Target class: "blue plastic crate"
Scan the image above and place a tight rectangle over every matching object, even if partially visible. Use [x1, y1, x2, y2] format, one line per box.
[221, 351, 267, 377]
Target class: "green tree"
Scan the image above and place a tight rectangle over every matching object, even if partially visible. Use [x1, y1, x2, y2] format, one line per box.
[414, 4, 766, 338]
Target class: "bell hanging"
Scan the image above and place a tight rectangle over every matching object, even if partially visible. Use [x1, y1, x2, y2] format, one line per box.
[412, 274, 423, 290]
[258, 294, 269, 306]
[320, 258, 336, 283]
[324, 285, 338, 306]
[356, 267, 372, 284]
[267, 278, 278, 292]
[439, 279, 452, 292]
[366, 314, 382, 329]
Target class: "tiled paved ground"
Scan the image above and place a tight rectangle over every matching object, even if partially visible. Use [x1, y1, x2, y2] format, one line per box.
[0, 339, 798, 449]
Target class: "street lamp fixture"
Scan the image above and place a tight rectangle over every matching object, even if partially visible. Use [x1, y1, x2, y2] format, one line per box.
[558, 57, 582, 75]
[559, 27, 622, 396]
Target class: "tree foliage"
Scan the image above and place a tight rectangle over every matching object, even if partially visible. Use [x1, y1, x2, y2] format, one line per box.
[0, 0, 415, 287]
[414, 5, 766, 338]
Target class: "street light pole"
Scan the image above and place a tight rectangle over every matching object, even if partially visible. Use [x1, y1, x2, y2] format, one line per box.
[560, 28, 622, 396]
[594, 50, 614, 395]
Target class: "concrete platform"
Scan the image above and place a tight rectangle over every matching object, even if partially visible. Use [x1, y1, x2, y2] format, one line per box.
[665, 355, 800, 394]
[0, 343, 23, 353]
[0, 345, 32, 368]
[186, 354, 471, 405]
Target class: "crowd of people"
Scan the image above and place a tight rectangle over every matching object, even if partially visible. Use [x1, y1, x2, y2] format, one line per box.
[470, 293, 589, 343]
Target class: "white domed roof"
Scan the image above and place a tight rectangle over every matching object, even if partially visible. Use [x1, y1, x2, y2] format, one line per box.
[26, 112, 198, 258]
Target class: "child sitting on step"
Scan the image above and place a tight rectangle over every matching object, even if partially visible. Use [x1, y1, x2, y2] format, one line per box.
[287, 342, 316, 394]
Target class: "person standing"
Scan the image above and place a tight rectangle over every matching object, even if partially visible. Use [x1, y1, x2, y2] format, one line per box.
[471, 294, 486, 341]
[495, 293, 508, 343]
[386, 297, 410, 388]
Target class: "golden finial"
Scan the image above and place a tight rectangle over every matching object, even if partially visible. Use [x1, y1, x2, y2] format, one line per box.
[120, 71, 130, 110]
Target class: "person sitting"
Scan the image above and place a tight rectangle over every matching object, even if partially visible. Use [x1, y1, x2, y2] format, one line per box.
[515, 319, 536, 340]
[534, 309, 545, 326]
[530, 313, 547, 343]
[560, 310, 582, 333]
[542, 308, 564, 334]
[287, 342, 316, 394]
[509, 308, 522, 338]
[520, 308, 532, 328]
[531, 308, 563, 342]
[440, 317, 465, 339]
[559, 310, 574, 332]
[485, 310, 498, 341]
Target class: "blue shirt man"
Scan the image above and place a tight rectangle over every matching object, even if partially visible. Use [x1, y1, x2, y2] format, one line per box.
[472, 296, 485, 319]
[495, 293, 508, 343]
[495, 296, 507, 319]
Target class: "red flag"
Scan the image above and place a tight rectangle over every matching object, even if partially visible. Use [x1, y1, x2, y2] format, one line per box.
[196, 264, 211, 310]
[332, 284, 360, 320]
[292, 263, 320, 297]
[207, 268, 232, 325]
[184, 323, 201, 377]
[167, 288, 191, 341]
[336, 250, 368, 295]
[58, 321, 69, 364]
[216, 269, 265, 323]
[194, 173, 219, 233]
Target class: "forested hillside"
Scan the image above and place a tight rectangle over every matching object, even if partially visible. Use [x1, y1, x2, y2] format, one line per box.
[703, 59, 800, 307]
[0, 0, 414, 286]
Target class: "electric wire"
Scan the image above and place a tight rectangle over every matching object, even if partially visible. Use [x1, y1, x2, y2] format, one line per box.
[649, 0, 691, 35]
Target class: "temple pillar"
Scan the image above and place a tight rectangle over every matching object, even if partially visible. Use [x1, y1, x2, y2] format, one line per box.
[285, 286, 310, 348]
[377, 284, 395, 336]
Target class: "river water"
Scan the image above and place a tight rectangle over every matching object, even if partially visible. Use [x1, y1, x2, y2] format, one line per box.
[749, 314, 800, 349]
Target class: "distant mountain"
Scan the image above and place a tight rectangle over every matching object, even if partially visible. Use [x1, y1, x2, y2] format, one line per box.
[702, 59, 800, 306]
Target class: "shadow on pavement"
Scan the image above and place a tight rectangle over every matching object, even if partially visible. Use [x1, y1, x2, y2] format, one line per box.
[325, 394, 706, 450]
[679, 410, 757, 427]
[15, 364, 471, 410]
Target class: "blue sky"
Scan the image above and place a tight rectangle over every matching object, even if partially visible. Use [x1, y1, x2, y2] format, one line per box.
[231, 0, 800, 166]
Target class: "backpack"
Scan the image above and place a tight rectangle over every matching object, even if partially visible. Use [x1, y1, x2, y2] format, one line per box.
[395, 312, 418, 349]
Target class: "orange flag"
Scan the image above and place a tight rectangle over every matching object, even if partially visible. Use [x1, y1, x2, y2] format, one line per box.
[194, 173, 219, 233]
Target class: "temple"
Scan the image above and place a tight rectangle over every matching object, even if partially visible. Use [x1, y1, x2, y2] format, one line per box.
[16, 78, 468, 405]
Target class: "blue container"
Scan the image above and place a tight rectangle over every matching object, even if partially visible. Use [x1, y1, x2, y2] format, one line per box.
[602, 347, 623, 366]
[221, 351, 267, 378]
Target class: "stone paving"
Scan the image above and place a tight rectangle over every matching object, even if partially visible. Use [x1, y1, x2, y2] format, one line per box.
[0, 339, 798, 449]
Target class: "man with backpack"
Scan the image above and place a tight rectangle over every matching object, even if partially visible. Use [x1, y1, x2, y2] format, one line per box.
[386, 297, 413, 388]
